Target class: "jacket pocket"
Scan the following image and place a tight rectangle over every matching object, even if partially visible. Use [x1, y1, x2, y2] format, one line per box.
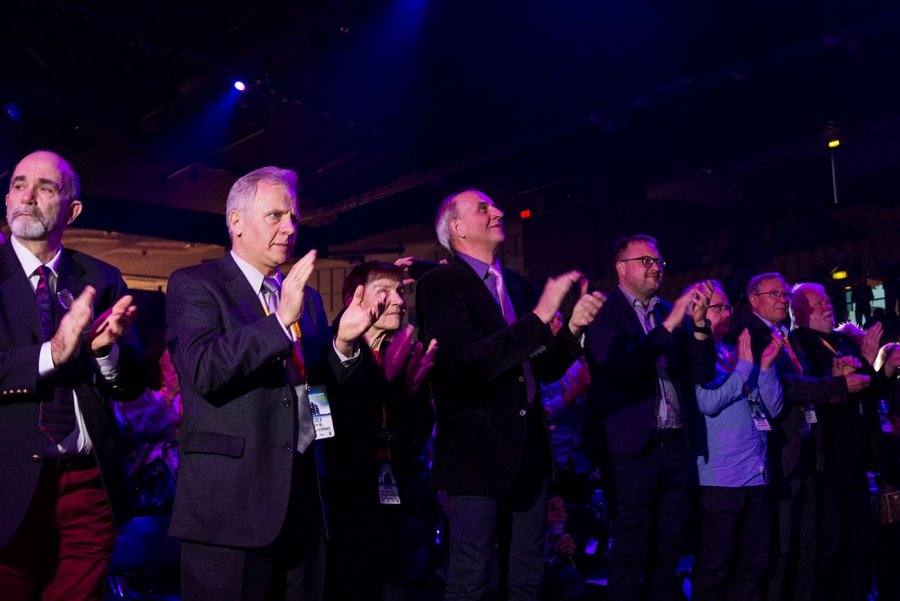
[182, 432, 246, 457]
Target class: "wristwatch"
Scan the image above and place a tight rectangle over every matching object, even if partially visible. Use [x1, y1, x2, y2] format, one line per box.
[694, 318, 712, 336]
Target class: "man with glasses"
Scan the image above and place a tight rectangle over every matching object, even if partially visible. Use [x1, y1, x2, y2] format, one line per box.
[744, 273, 851, 601]
[0, 150, 146, 599]
[788, 283, 877, 601]
[586, 234, 715, 601]
[692, 282, 783, 600]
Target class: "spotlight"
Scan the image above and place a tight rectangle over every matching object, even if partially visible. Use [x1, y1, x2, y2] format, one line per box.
[828, 139, 841, 149]
[233, 80, 247, 92]
[4, 102, 23, 121]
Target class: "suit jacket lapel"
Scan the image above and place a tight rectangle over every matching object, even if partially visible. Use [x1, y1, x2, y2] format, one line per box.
[54, 250, 88, 331]
[611, 287, 646, 339]
[0, 241, 42, 341]
[220, 254, 268, 325]
[452, 256, 506, 329]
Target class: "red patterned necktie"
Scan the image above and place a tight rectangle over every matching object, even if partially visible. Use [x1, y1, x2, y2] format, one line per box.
[35, 265, 76, 444]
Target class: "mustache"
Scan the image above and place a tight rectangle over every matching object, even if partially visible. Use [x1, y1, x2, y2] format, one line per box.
[10, 206, 45, 220]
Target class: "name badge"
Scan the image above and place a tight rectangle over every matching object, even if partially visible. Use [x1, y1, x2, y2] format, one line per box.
[307, 385, 336, 439]
[749, 399, 772, 431]
[804, 405, 818, 424]
[378, 462, 401, 505]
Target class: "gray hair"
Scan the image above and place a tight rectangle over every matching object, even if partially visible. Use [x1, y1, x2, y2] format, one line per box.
[746, 272, 786, 298]
[434, 190, 466, 252]
[225, 166, 298, 237]
[789, 282, 824, 327]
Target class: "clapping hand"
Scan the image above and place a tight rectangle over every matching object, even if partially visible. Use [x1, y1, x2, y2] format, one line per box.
[335, 285, 379, 357]
[568, 279, 606, 336]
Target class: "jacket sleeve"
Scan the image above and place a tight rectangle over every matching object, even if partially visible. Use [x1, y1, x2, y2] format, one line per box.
[416, 269, 557, 384]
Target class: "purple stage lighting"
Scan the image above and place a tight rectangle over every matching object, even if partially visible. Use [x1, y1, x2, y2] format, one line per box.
[233, 80, 247, 92]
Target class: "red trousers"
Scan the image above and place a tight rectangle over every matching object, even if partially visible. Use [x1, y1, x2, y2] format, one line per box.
[0, 461, 117, 601]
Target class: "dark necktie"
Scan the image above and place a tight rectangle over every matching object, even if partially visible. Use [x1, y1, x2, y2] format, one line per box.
[262, 277, 315, 452]
[35, 265, 76, 445]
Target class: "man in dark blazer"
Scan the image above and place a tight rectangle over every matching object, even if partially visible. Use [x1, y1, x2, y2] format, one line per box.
[785, 282, 876, 601]
[416, 189, 605, 601]
[0, 150, 145, 599]
[585, 234, 714, 601]
[740, 273, 865, 601]
[166, 166, 373, 601]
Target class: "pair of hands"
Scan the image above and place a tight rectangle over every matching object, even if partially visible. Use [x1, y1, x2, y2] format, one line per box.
[382, 325, 438, 396]
[735, 328, 783, 371]
[50, 286, 137, 366]
[533, 271, 607, 336]
[277, 251, 379, 357]
[830, 355, 872, 393]
[663, 280, 715, 334]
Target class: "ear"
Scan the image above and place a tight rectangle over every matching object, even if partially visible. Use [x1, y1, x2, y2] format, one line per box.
[615, 261, 625, 278]
[229, 210, 243, 237]
[66, 199, 83, 225]
[748, 294, 760, 311]
[451, 218, 465, 239]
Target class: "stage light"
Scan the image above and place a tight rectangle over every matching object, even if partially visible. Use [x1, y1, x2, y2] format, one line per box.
[520, 209, 532, 220]
[831, 269, 848, 280]
[4, 102, 22, 121]
[233, 80, 247, 92]
[828, 139, 840, 149]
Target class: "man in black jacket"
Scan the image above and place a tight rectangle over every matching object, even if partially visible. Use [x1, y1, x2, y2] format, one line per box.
[585, 234, 714, 601]
[789, 282, 878, 601]
[416, 189, 604, 601]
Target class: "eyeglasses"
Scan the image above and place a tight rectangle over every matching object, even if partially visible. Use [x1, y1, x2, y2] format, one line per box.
[752, 290, 793, 301]
[708, 303, 733, 314]
[619, 256, 666, 270]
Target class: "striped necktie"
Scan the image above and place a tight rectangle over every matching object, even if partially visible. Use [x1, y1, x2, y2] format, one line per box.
[35, 265, 76, 445]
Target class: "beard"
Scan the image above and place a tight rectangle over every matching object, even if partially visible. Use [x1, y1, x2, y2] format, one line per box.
[7, 206, 54, 240]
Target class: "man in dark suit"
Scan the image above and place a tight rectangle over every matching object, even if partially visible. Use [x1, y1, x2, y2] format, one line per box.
[166, 166, 373, 601]
[0, 150, 146, 599]
[788, 282, 878, 601]
[585, 234, 714, 601]
[741, 273, 866, 601]
[416, 189, 605, 601]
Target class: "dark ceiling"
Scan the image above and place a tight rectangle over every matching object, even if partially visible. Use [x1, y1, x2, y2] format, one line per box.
[3, 0, 900, 251]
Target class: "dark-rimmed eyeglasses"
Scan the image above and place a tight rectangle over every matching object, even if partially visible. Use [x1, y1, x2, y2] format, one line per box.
[752, 290, 793, 301]
[708, 303, 733, 314]
[619, 256, 666, 270]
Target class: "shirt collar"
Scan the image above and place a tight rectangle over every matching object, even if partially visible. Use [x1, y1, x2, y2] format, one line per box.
[457, 251, 500, 281]
[619, 285, 659, 313]
[230, 250, 280, 295]
[10, 235, 62, 278]
[753, 312, 790, 337]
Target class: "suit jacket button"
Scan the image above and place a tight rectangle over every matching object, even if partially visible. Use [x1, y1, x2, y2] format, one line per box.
[282, 397, 291, 407]
[519, 409, 527, 417]
[31, 455, 41, 463]
[518, 376, 524, 383]
[281, 442, 292, 452]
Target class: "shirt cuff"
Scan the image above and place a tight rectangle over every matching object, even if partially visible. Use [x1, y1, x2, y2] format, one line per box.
[333, 339, 360, 363]
[274, 313, 295, 341]
[93, 343, 120, 382]
[39, 342, 57, 378]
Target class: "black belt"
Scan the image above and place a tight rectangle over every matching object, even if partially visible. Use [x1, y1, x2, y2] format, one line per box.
[49, 454, 97, 471]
